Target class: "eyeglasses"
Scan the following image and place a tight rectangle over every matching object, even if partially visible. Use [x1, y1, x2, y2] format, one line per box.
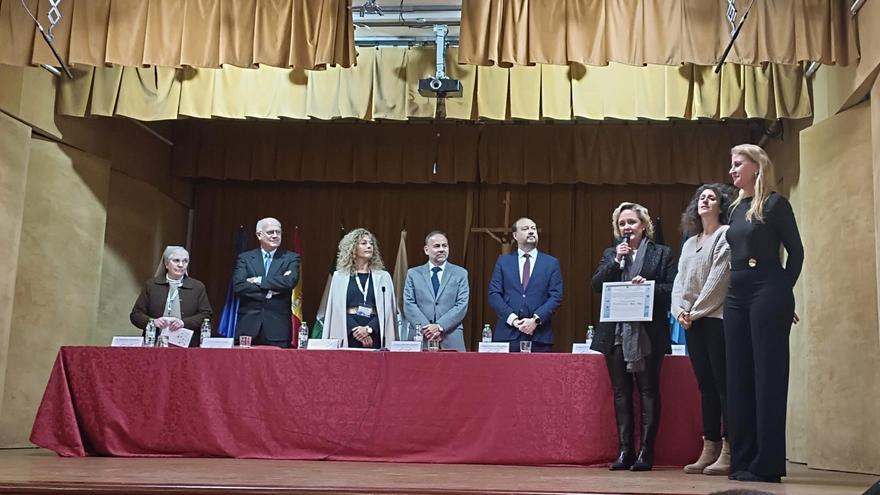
[262, 229, 283, 236]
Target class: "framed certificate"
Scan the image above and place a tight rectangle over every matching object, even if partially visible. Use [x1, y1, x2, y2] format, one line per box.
[600, 281, 655, 322]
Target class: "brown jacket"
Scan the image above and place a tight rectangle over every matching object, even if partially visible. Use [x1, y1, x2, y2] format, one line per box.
[130, 275, 213, 347]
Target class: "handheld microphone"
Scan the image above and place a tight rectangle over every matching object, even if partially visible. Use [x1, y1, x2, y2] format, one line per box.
[379, 286, 389, 351]
[619, 233, 631, 270]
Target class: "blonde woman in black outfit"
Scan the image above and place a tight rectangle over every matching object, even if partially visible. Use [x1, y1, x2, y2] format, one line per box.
[591, 202, 677, 472]
[725, 144, 804, 483]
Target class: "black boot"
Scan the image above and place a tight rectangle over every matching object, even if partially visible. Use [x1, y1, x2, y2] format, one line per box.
[610, 450, 636, 470]
[610, 388, 635, 470]
[631, 364, 660, 472]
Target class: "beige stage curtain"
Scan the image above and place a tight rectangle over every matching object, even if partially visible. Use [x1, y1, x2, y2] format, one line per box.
[172, 120, 745, 185]
[56, 48, 811, 121]
[0, 0, 355, 70]
[459, 0, 855, 67]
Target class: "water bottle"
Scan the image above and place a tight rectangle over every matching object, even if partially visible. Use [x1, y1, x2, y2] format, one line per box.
[144, 320, 156, 347]
[481, 324, 492, 343]
[298, 321, 309, 349]
[200, 318, 211, 346]
[586, 324, 595, 343]
[411, 322, 423, 345]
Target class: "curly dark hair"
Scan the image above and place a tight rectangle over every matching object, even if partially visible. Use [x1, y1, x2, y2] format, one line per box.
[680, 183, 737, 236]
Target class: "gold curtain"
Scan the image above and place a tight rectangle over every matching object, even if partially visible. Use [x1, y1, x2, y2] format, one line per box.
[172, 120, 746, 185]
[459, 0, 855, 67]
[0, 0, 355, 70]
[56, 47, 811, 121]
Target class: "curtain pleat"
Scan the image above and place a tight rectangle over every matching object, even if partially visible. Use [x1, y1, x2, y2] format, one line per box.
[404, 47, 438, 119]
[0, 0, 354, 70]
[142, 0, 183, 67]
[115, 66, 180, 120]
[459, 0, 854, 67]
[172, 120, 748, 185]
[54, 49, 811, 122]
[444, 48, 477, 120]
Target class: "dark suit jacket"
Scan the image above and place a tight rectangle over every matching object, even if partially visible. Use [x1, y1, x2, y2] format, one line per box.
[590, 240, 677, 356]
[129, 275, 213, 347]
[488, 250, 563, 345]
[232, 248, 300, 342]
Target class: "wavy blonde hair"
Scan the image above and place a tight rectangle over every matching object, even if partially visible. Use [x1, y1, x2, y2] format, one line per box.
[730, 144, 776, 223]
[336, 228, 385, 273]
[611, 202, 655, 240]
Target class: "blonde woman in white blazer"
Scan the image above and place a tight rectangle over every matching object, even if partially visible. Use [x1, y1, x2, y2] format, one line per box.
[323, 228, 397, 348]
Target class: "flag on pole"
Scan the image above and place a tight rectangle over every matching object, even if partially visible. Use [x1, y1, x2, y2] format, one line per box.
[392, 230, 408, 307]
[217, 226, 248, 338]
[290, 226, 303, 347]
[312, 225, 346, 339]
[392, 229, 408, 338]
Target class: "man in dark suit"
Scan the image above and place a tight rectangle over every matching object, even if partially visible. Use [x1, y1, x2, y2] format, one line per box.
[233, 217, 300, 347]
[488, 217, 563, 352]
[403, 231, 470, 351]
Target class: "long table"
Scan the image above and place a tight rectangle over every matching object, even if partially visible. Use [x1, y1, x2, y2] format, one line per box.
[30, 347, 702, 466]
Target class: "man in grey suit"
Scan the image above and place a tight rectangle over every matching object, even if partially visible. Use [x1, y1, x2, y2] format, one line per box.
[403, 231, 470, 351]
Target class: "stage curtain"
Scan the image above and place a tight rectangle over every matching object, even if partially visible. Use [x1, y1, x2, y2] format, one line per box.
[458, 0, 855, 68]
[0, 0, 356, 70]
[171, 120, 743, 185]
[55, 49, 811, 121]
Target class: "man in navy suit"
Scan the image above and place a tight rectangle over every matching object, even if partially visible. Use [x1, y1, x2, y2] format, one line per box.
[233, 217, 300, 348]
[488, 217, 563, 352]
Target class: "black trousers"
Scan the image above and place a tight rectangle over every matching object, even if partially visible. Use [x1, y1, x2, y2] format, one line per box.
[686, 317, 727, 441]
[604, 344, 664, 453]
[724, 268, 793, 478]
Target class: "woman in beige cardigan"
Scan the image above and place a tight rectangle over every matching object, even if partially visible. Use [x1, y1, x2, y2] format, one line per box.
[323, 228, 397, 348]
[671, 184, 735, 475]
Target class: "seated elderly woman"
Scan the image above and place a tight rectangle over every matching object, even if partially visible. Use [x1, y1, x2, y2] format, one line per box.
[130, 245, 212, 347]
[323, 228, 397, 349]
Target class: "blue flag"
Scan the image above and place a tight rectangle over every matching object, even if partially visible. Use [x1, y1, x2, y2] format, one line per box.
[218, 227, 247, 338]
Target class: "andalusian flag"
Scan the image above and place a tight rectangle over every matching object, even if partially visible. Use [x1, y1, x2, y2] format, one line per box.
[290, 226, 303, 347]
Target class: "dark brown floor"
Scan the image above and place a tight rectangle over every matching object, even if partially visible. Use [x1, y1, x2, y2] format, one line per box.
[0, 449, 876, 495]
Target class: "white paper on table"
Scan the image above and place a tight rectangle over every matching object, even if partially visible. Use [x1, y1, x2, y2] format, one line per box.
[388, 341, 422, 352]
[478, 342, 510, 353]
[161, 328, 194, 347]
[201, 338, 234, 348]
[671, 344, 687, 356]
[306, 338, 341, 349]
[111, 336, 146, 347]
[572, 342, 603, 354]
[600, 280, 655, 322]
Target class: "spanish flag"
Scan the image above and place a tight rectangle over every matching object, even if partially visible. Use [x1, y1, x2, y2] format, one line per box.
[290, 226, 303, 347]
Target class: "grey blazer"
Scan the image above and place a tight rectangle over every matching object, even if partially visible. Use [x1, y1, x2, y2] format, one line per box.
[403, 262, 470, 351]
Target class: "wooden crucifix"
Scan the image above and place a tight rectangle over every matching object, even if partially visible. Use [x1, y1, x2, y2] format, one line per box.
[470, 191, 516, 256]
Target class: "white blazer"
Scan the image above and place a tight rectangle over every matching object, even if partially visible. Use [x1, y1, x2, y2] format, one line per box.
[323, 269, 398, 347]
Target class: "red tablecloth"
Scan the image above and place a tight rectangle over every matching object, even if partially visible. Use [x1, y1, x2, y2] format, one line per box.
[31, 347, 702, 466]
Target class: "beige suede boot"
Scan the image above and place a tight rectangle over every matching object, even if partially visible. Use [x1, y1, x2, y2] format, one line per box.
[683, 438, 722, 474]
[703, 438, 731, 475]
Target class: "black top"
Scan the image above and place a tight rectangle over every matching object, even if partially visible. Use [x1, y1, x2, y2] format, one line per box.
[346, 273, 380, 349]
[346, 273, 377, 309]
[726, 192, 804, 287]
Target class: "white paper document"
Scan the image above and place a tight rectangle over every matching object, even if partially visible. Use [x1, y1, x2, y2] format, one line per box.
[307, 339, 341, 349]
[388, 341, 422, 352]
[478, 342, 510, 353]
[161, 328, 194, 348]
[201, 338, 234, 348]
[111, 336, 146, 347]
[600, 281, 655, 322]
[572, 342, 602, 354]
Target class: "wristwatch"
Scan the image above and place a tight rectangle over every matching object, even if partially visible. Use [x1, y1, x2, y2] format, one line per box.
[533, 314, 542, 325]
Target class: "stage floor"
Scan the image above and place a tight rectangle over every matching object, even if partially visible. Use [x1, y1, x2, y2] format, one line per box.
[0, 449, 875, 495]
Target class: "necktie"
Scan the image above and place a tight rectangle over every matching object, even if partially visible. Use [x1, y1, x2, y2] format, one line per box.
[263, 252, 272, 276]
[431, 266, 441, 296]
[522, 253, 531, 290]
